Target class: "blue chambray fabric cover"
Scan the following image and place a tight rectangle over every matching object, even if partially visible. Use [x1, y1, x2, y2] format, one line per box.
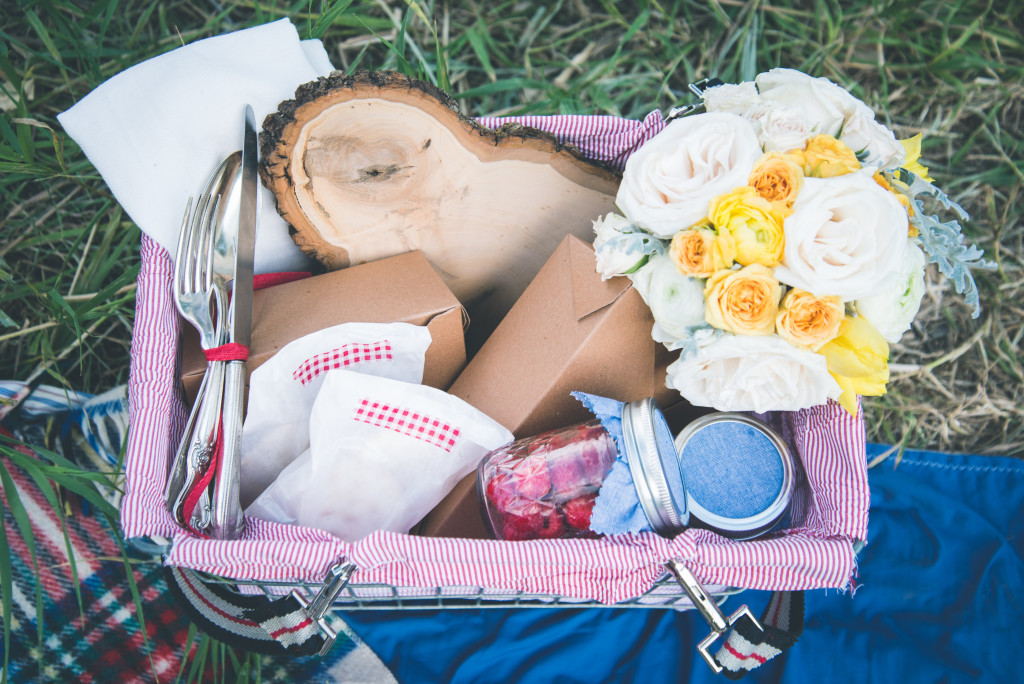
[679, 420, 784, 519]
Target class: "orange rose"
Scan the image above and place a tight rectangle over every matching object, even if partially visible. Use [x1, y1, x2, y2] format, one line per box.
[670, 225, 735, 278]
[704, 264, 783, 336]
[749, 152, 804, 206]
[775, 289, 844, 350]
[794, 134, 861, 178]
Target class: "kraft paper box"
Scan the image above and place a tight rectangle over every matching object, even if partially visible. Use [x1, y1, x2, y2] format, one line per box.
[416, 234, 691, 539]
[178, 251, 468, 404]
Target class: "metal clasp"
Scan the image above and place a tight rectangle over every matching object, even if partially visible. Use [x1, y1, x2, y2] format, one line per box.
[289, 561, 356, 656]
[665, 77, 725, 121]
[666, 558, 763, 674]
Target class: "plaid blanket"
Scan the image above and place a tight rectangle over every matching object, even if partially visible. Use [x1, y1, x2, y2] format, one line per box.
[0, 385, 394, 683]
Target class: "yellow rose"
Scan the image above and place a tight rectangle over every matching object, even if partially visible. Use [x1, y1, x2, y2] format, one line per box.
[704, 264, 783, 336]
[709, 186, 787, 267]
[818, 315, 890, 414]
[670, 225, 735, 278]
[749, 152, 804, 206]
[775, 289, 844, 351]
[794, 134, 861, 178]
[899, 133, 934, 183]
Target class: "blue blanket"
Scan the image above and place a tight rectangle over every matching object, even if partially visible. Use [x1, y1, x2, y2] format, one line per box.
[345, 445, 1024, 683]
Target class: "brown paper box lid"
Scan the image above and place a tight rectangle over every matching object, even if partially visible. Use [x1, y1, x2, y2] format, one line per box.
[569, 237, 632, 321]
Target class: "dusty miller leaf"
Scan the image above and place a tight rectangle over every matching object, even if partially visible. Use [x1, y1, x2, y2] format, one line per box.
[888, 170, 996, 318]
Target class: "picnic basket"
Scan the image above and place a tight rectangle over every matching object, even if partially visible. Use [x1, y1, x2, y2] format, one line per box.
[122, 108, 869, 677]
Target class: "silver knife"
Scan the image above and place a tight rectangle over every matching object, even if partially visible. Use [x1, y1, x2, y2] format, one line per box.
[209, 105, 259, 539]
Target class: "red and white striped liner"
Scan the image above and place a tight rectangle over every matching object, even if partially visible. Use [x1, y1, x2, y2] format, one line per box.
[122, 112, 870, 602]
[292, 341, 393, 385]
[352, 399, 462, 452]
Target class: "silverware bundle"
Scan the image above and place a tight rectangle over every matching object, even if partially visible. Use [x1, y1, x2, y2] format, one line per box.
[164, 105, 259, 540]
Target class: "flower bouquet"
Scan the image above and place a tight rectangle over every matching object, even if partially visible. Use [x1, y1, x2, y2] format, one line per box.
[594, 68, 993, 414]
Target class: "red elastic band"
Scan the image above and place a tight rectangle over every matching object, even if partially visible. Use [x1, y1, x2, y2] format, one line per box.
[204, 343, 250, 362]
[253, 271, 312, 290]
[182, 415, 223, 538]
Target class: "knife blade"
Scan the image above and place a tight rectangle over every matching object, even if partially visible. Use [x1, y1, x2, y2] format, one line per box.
[209, 105, 259, 539]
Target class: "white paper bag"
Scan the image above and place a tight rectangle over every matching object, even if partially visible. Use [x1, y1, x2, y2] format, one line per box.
[239, 322, 431, 506]
[246, 369, 513, 542]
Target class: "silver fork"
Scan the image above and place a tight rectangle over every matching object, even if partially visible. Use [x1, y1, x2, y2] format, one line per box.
[165, 178, 230, 530]
[164, 197, 203, 506]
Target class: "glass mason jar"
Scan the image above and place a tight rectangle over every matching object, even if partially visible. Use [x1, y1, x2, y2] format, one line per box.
[477, 399, 797, 542]
[476, 419, 616, 541]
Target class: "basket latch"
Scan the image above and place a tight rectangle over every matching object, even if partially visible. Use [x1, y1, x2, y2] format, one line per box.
[664, 78, 725, 121]
[665, 558, 763, 674]
[289, 561, 357, 656]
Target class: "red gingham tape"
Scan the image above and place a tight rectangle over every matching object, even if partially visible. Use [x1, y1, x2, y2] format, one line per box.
[292, 341, 393, 385]
[352, 399, 461, 452]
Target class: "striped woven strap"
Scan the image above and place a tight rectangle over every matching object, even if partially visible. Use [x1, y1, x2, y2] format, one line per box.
[716, 591, 804, 679]
[164, 565, 334, 656]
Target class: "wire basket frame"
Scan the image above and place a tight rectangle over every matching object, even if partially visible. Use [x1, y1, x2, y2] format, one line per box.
[199, 561, 744, 613]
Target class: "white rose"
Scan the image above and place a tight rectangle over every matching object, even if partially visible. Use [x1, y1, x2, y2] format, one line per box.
[616, 112, 763, 238]
[666, 334, 842, 413]
[755, 68, 861, 138]
[592, 213, 648, 280]
[749, 102, 817, 153]
[839, 101, 905, 170]
[775, 171, 910, 300]
[701, 81, 760, 117]
[855, 243, 927, 343]
[628, 254, 706, 341]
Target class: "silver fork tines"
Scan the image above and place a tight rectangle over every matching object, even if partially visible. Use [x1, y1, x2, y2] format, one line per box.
[176, 193, 220, 349]
[164, 197, 202, 506]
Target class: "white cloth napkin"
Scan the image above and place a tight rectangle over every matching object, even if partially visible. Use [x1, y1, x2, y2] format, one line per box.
[57, 19, 335, 274]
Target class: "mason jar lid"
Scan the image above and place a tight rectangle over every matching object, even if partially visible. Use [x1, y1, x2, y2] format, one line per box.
[673, 413, 794, 540]
[620, 398, 689, 536]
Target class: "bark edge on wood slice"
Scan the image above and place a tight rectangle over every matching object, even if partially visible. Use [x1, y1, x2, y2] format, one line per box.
[259, 70, 621, 350]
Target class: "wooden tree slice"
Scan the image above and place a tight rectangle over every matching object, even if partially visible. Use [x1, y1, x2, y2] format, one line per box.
[260, 71, 621, 345]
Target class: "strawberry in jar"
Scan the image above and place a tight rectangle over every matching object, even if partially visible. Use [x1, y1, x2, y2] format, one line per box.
[476, 420, 617, 540]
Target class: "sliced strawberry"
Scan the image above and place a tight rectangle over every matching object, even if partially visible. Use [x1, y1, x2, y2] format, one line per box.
[547, 453, 584, 495]
[563, 493, 598, 529]
[578, 438, 616, 485]
[501, 513, 540, 541]
[501, 501, 552, 541]
[485, 473, 517, 512]
[534, 509, 565, 539]
[545, 427, 576, 451]
[512, 456, 551, 499]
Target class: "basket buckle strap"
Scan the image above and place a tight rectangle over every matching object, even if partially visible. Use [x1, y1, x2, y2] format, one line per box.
[666, 559, 803, 679]
[664, 78, 725, 121]
[165, 561, 362, 657]
[288, 561, 357, 656]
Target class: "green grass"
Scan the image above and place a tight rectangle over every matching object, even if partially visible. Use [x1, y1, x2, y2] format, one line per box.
[1, 0, 1022, 680]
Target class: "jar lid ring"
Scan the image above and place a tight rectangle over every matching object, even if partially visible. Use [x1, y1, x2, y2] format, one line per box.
[620, 398, 688, 536]
[673, 413, 796, 539]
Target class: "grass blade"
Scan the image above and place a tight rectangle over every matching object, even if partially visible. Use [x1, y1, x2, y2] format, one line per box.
[0, 461, 46, 654]
[0, 466, 14, 684]
[105, 511, 160, 682]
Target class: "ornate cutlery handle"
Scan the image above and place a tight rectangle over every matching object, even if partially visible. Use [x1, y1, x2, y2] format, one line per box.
[172, 358, 226, 529]
[209, 359, 246, 539]
[164, 369, 209, 508]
